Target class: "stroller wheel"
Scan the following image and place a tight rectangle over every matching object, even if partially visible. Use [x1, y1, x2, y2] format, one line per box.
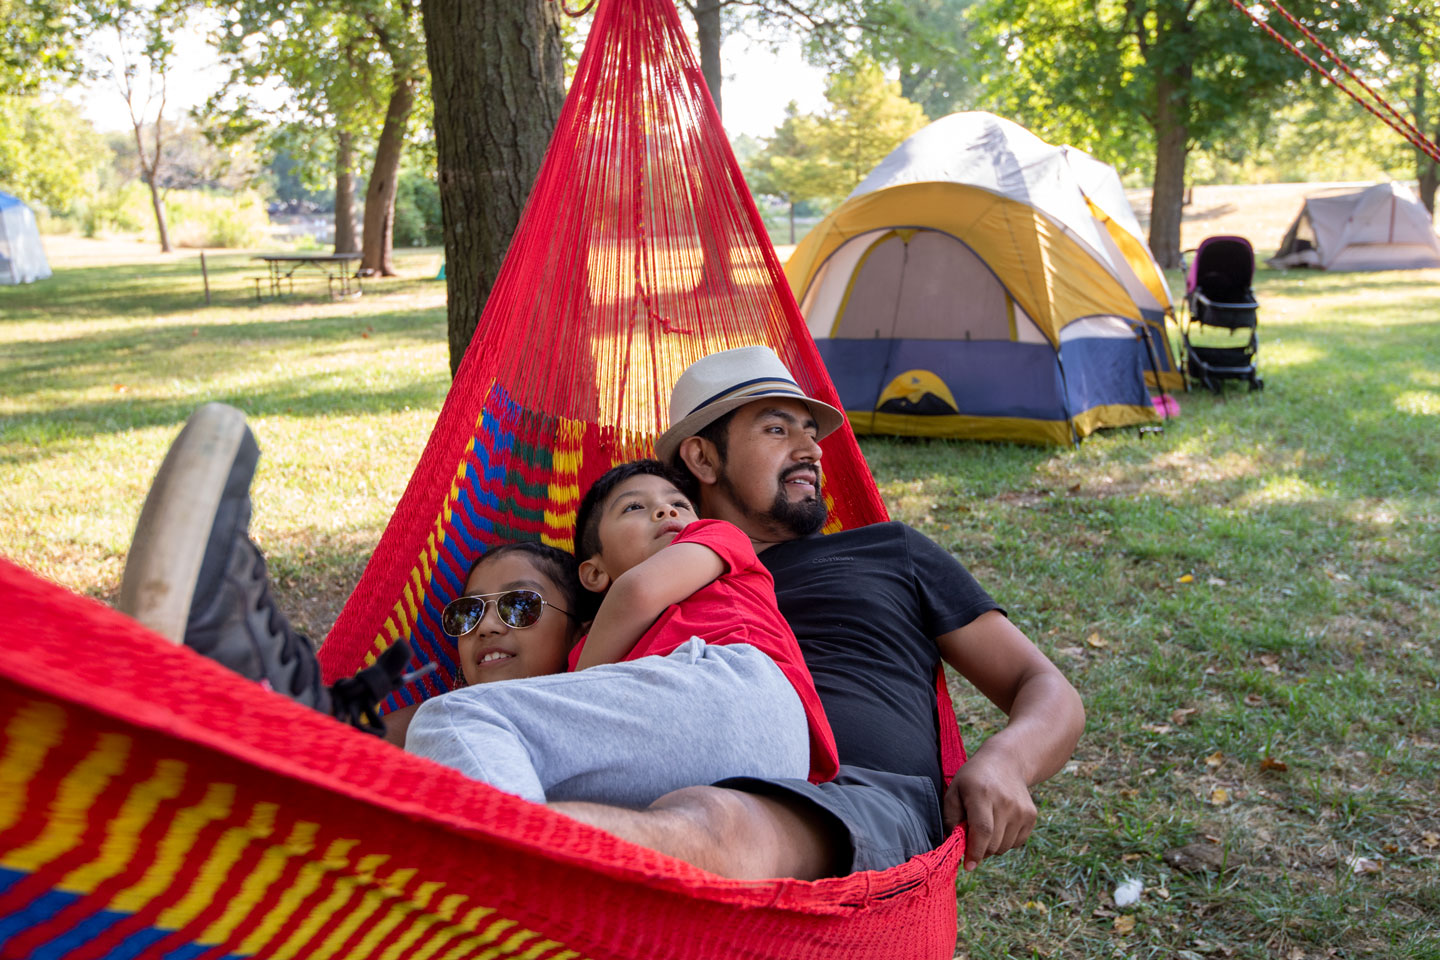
[1250, 377, 1264, 392]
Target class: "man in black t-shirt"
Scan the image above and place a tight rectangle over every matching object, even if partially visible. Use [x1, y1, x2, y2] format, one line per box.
[550, 347, 1085, 879]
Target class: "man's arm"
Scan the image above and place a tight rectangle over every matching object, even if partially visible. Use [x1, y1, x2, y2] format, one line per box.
[936, 610, 1085, 872]
[575, 542, 725, 669]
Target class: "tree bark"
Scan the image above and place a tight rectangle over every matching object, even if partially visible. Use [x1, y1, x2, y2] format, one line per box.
[334, 130, 359, 254]
[1417, 74, 1438, 215]
[133, 121, 171, 253]
[359, 73, 417, 276]
[694, 0, 723, 119]
[1148, 69, 1191, 269]
[421, 0, 565, 376]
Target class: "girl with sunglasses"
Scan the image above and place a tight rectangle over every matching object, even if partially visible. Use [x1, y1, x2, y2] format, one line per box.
[440, 541, 588, 688]
[405, 460, 837, 809]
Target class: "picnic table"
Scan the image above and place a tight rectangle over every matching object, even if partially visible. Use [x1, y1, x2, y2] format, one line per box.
[252, 252, 364, 300]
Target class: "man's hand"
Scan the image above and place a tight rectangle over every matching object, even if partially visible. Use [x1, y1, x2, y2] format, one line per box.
[944, 748, 1037, 872]
[936, 610, 1086, 872]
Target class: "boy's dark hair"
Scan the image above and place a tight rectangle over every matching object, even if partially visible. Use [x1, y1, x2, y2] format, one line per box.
[466, 541, 597, 624]
[667, 408, 735, 498]
[574, 459, 691, 563]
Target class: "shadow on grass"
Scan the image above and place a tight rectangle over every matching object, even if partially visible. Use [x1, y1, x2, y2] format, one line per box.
[0, 377, 449, 463]
[0, 256, 445, 322]
[2, 307, 445, 398]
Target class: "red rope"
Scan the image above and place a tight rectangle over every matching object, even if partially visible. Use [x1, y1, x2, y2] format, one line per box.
[554, 0, 598, 16]
[1226, 0, 1440, 165]
[1262, 0, 1431, 149]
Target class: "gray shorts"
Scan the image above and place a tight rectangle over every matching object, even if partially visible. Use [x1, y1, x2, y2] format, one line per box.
[716, 765, 946, 873]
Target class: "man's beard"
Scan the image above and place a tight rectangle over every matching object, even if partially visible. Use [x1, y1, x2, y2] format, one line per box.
[718, 464, 827, 539]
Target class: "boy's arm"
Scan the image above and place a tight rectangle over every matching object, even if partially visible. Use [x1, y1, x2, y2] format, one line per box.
[575, 541, 726, 669]
[935, 610, 1085, 872]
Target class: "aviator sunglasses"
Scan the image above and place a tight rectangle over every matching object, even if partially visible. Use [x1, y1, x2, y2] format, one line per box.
[440, 590, 575, 638]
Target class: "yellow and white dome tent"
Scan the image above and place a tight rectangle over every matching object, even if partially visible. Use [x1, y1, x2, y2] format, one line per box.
[785, 112, 1179, 445]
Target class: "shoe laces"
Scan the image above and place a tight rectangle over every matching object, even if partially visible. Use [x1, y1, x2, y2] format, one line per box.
[248, 545, 311, 679]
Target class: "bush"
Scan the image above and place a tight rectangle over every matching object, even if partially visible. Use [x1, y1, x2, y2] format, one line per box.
[393, 171, 442, 247]
[81, 182, 152, 237]
[167, 189, 269, 249]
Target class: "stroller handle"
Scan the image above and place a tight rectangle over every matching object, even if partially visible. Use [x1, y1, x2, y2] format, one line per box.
[1194, 291, 1257, 310]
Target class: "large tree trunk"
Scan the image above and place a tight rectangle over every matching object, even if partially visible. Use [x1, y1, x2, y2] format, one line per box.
[694, 0, 723, 119]
[1417, 75, 1437, 215]
[334, 130, 359, 254]
[1148, 69, 1191, 269]
[359, 74, 417, 277]
[421, 0, 565, 377]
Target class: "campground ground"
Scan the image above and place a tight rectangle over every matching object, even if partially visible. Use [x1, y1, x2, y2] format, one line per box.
[2, 185, 1437, 959]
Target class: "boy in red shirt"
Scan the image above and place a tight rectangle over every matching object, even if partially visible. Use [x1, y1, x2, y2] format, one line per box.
[405, 460, 837, 805]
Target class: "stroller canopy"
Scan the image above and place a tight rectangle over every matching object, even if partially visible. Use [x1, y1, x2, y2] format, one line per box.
[1269, 182, 1440, 271]
[0, 191, 52, 285]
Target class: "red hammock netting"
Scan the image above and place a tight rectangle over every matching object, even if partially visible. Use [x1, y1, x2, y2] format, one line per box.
[0, 0, 972, 956]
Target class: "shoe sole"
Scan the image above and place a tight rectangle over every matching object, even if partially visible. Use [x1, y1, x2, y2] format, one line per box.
[118, 403, 257, 644]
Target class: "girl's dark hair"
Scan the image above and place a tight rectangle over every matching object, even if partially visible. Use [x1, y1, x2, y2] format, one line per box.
[573, 459, 691, 563]
[465, 541, 596, 623]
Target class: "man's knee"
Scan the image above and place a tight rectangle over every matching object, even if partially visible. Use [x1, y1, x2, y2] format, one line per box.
[552, 784, 844, 880]
[649, 785, 845, 880]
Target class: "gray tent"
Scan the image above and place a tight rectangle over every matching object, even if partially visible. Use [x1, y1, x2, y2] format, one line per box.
[1269, 182, 1440, 271]
[0, 191, 52, 284]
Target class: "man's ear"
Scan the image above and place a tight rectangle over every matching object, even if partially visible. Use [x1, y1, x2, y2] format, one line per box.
[578, 556, 611, 594]
[676, 436, 720, 486]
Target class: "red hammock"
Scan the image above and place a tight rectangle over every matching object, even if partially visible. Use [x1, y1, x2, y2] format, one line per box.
[0, 0, 971, 955]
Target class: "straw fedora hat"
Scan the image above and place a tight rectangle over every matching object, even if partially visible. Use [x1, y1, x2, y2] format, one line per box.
[654, 346, 845, 463]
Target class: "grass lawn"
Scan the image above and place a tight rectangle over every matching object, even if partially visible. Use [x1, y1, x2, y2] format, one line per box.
[2, 237, 1437, 959]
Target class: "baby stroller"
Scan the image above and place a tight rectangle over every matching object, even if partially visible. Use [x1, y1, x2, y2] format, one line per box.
[1181, 235, 1263, 393]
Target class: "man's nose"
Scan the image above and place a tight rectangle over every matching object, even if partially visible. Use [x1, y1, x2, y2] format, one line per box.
[794, 433, 822, 462]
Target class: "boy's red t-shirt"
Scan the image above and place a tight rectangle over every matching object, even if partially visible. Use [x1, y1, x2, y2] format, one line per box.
[569, 518, 839, 783]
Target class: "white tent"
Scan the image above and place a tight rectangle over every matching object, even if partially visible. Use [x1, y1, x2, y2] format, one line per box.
[1269, 182, 1440, 271]
[0, 191, 52, 285]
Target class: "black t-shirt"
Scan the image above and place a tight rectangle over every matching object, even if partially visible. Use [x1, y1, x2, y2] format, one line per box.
[760, 522, 1000, 802]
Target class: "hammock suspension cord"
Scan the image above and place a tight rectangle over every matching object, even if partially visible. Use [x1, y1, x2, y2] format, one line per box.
[1227, 0, 1440, 165]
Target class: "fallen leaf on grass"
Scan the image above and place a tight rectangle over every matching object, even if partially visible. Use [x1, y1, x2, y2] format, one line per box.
[114, 384, 127, 392]
[1209, 787, 1231, 805]
[1205, 751, 1225, 768]
[1142, 723, 1173, 735]
[1021, 900, 1048, 914]
[1171, 707, 1198, 725]
[1244, 693, 1266, 707]
[1287, 948, 1305, 960]
[1260, 756, 1288, 772]
[1345, 855, 1382, 874]
[1422, 831, 1439, 848]
[1207, 576, 1227, 586]
[1058, 646, 1086, 660]
[1114, 915, 1136, 934]
[1085, 632, 1108, 648]
[1177, 573, 1194, 584]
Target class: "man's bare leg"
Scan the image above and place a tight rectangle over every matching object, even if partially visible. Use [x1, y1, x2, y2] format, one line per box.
[551, 785, 846, 881]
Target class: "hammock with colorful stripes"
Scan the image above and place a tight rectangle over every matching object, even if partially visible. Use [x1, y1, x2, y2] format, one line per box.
[0, 1, 970, 956]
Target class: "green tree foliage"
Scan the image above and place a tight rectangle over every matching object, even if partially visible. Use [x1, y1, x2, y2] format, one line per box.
[810, 58, 929, 196]
[748, 60, 927, 237]
[0, 97, 109, 210]
[0, 0, 86, 94]
[967, 0, 1318, 266]
[847, 0, 978, 120]
[208, 0, 427, 271]
[746, 103, 835, 242]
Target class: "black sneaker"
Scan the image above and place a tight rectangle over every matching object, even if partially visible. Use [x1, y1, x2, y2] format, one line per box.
[119, 403, 330, 713]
